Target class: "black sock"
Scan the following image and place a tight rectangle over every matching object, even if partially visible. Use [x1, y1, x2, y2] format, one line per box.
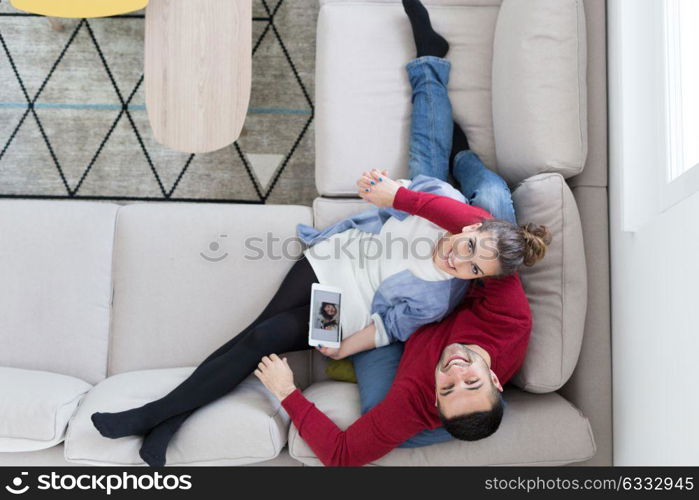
[139, 412, 193, 467]
[91, 408, 154, 439]
[450, 121, 470, 168]
[402, 0, 449, 58]
[139, 431, 169, 467]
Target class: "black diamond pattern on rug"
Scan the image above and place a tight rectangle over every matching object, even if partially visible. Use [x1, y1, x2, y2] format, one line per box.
[0, 0, 316, 204]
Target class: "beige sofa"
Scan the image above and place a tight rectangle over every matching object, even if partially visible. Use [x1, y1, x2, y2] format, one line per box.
[0, 0, 610, 466]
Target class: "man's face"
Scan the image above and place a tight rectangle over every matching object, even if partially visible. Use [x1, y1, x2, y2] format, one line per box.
[434, 344, 503, 418]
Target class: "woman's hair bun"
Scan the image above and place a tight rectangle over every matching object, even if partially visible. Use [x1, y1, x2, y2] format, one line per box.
[520, 223, 552, 267]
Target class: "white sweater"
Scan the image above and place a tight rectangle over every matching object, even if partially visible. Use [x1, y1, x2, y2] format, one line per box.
[305, 212, 453, 346]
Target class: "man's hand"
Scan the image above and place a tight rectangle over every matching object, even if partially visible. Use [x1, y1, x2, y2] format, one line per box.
[254, 354, 296, 401]
[357, 169, 401, 208]
[316, 344, 345, 360]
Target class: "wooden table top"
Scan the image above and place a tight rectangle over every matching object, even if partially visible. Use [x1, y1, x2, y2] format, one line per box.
[145, 0, 252, 153]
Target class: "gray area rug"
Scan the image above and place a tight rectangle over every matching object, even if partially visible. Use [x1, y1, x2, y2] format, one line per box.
[0, 0, 318, 205]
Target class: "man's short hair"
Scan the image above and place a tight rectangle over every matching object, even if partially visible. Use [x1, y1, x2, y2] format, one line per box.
[438, 392, 505, 441]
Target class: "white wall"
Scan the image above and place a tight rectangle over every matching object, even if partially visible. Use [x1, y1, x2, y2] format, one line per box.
[609, 0, 699, 466]
[610, 189, 699, 465]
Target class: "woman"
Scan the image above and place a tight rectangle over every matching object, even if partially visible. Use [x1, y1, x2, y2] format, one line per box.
[316, 302, 339, 331]
[90, 0, 551, 466]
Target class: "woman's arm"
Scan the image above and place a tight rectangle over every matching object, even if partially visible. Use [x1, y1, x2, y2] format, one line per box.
[358, 169, 491, 234]
[317, 323, 376, 359]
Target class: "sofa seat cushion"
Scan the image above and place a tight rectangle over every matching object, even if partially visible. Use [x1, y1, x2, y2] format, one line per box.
[511, 173, 587, 392]
[288, 381, 595, 466]
[0, 367, 92, 452]
[64, 367, 289, 466]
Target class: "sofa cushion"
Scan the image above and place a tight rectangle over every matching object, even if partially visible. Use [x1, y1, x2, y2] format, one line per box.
[315, 0, 501, 195]
[108, 203, 313, 389]
[289, 381, 595, 466]
[492, 0, 588, 185]
[511, 173, 587, 392]
[0, 367, 92, 452]
[64, 368, 289, 466]
[0, 200, 118, 384]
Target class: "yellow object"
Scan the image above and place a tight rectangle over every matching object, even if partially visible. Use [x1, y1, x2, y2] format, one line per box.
[325, 359, 357, 384]
[11, 0, 148, 18]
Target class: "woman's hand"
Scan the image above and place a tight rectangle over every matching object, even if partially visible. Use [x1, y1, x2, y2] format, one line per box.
[316, 344, 345, 360]
[357, 169, 401, 208]
[254, 354, 297, 401]
[317, 324, 377, 359]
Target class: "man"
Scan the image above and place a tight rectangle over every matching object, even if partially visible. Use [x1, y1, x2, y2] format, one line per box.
[255, 264, 531, 466]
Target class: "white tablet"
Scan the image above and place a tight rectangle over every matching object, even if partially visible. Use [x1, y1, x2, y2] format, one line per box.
[308, 283, 342, 348]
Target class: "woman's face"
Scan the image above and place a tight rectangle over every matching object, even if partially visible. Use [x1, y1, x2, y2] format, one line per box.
[323, 304, 337, 316]
[433, 223, 501, 279]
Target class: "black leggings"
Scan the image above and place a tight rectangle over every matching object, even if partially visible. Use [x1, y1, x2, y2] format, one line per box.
[97, 257, 318, 459]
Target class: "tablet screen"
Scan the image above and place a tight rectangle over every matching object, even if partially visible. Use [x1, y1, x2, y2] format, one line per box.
[310, 288, 341, 343]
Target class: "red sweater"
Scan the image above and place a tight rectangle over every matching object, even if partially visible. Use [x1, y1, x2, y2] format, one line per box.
[282, 187, 532, 466]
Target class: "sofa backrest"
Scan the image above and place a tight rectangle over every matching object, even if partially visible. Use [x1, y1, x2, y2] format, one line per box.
[107, 203, 314, 389]
[492, 0, 588, 185]
[0, 200, 118, 385]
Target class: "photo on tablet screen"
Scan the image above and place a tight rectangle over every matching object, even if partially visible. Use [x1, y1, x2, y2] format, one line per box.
[311, 289, 341, 343]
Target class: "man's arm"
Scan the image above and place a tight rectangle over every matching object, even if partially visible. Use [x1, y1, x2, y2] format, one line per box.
[357, 170, 492, 234]
[255, 355, 425, 466]
[392, 187, 492, 234]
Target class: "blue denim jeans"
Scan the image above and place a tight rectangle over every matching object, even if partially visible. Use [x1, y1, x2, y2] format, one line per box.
[405, 56, 516, 224]
[353, 56, 516, 448]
